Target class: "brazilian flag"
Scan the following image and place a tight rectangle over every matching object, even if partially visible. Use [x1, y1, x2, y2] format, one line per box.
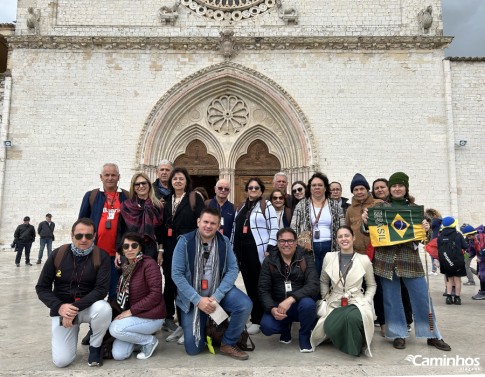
[368, 206, 426, 247]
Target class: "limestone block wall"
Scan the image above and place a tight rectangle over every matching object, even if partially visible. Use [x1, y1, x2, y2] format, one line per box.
[15, 0, 443, 37]
[449, 60, 485, 225]
[0, 45, 455, 242]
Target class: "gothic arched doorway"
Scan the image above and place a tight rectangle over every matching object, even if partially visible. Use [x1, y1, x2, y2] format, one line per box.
[173, 140, 219, 199]
[234, 140, 280, 206]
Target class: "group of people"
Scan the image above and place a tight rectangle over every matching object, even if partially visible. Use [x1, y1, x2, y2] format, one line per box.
[33, 161, 484, 368]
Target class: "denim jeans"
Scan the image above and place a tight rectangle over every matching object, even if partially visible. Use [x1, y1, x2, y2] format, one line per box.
[380, 271, 442, 339]
[180, 286, 252, 356]
[313, 240, 331, 277]
[110, 316, 163, 360]
[15, 242, 32, 264]
[51, 300, 112, 368]
[38, 238, 53, 261]
[260, 297, 316, 349]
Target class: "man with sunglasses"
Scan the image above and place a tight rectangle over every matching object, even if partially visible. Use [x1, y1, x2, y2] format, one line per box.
[258, 227, 319, 352]
[36, 218, 112, 368]
[206, 178, 235, 236]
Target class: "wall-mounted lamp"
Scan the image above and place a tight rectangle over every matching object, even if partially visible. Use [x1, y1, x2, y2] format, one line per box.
[455, 140, 467, 148]
[3, 140, 13, 147]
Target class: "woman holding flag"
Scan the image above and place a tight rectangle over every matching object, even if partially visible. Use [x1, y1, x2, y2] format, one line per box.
[362, 172, 451, 352]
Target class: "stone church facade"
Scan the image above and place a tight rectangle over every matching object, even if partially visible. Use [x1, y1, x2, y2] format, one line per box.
[0, 0, 483, 242]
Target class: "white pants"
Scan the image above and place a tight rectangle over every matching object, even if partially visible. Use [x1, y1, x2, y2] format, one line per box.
[51, 300, 112, 368]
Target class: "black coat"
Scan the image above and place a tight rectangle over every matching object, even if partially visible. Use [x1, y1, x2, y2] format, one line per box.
[14, 224, 36, 243]
[258, 246, 319, 312]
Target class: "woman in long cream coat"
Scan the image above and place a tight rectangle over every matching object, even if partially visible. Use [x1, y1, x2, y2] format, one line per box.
[311, 226, 376, 356]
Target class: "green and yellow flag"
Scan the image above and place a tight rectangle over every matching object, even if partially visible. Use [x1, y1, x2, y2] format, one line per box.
[368, 206, 426, 247]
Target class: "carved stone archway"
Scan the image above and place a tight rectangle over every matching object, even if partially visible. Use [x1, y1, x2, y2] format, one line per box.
[138, 62, 319, 199]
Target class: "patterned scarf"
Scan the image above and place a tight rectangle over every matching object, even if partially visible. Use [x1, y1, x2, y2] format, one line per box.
[70, 243, 94, 257]
[121, 198, 162, 243]
[192, 231, 220, 345]
[116, 252, 143, 310]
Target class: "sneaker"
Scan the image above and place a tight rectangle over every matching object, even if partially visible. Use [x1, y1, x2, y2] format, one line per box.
[137, 337, 159, 360]
[246, 323, 260, 335]
[374, 320, 381, 327]
[300, 348, 314, 353]
[25, 262, 32, 266]
[470, 267, 477, 275]
[445, 295, 453, 305]
[220, 343, 249, 360]
[463, 281, 475, 286]
[81, 329, 92, 346]
[393, 338, 406, 349]
[427, 338, 451, 351]
[36, 260, 41, 264]
[87, 346, 103, 367]
[279, 334, 292, 344]
[166, 326, 183, 342]
[16, 263, 20, 267]
[454, 296, 461, 305]
[472, 291, 485, 300]
[162, 318, 178, 332]
[177, 335, 185, 345]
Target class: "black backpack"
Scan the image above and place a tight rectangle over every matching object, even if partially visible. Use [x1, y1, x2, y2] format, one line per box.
[437, 232, 465, 275]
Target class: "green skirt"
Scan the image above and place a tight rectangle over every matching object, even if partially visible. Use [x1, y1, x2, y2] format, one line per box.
[324, 304, 364, 356]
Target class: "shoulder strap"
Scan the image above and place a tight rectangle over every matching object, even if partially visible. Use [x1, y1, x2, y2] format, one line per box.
[89, 189, 100, 209]
[54, 244, 102, 270]
[204, 198, 212, 208]
[54, 244, 70, 270]
[299, 255, 307, 273]
[260, 200, 266, 220]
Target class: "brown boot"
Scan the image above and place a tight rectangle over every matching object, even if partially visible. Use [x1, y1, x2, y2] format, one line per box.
[219, 343, 249, 360]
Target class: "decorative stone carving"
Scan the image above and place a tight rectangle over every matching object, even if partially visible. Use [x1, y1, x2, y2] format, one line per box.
[207, 94, 249, 135]
[417, 6, 433, 34]
[275, 0, 298, 25]
[26, 8, 41, 35]
[218, 29, 236, 59]
[181, 0, 275, 22]
[159, 0, 181, 25]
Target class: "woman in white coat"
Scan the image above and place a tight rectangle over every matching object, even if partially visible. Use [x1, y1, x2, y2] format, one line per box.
[311, 226, 376, 356]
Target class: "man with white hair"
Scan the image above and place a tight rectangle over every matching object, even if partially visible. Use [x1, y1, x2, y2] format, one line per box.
[153, 159, 173, 201]
[206, 178, 236, 237]
[272, 172, 292, 209]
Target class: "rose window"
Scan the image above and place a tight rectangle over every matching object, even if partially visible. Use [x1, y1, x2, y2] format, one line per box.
[181, 0, 276, 21]
[207, 95, 249, 134]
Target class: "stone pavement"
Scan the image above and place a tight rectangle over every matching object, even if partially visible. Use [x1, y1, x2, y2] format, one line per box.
[0, 249, 483, 377]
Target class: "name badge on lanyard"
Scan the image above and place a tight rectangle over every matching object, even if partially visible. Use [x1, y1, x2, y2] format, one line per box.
[285, 281, 292, 293]
[107, 209, 116, 220]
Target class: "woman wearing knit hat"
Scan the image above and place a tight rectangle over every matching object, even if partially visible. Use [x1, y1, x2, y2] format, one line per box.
[362, 172, 451, 351]
[437, 216, 468, 305]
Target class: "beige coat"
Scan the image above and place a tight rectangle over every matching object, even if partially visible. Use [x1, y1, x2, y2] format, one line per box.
[310, 252, 376, 356]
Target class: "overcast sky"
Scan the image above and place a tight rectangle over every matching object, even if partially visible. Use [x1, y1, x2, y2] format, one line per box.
[0, 0, 484, 57]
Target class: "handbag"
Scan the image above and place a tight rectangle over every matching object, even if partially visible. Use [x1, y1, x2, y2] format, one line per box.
[206, 318, 255, 351]
[297, 230, 313, 252]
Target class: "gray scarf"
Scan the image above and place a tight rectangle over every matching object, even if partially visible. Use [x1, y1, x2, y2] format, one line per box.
[70, 243, 94, 257]
[192, 231, 221, 346]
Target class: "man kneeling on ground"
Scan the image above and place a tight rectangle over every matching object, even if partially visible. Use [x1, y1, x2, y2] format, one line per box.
[172, 208, 253, 360]
[36, 218, 112, 367]
[258, 227, 319, 352]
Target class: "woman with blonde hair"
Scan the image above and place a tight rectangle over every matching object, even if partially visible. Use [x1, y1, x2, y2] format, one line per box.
[117, 172, 164, 261]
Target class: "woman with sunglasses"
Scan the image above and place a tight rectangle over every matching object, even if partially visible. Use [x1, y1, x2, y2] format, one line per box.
[160, 167, 205, 341]
[290, 181, 307, 213]
[117, 172, 164, 262]
[290, 172, 345, 277]
[311, 226, 376, 356]
[270, 189, 292, 229]
[231, 177, 278, 335]
[110, 232, 166, 360]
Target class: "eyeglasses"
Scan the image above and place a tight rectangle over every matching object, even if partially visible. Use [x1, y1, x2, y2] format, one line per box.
[277, 239, 296, 245]
[272, 196, 284, 201]
[74, 233, 94, 240]
[292, 187, 304, 194]
[134, 181, 148, 187]
[248, 186, 260, 191]
[122, 242, 140, 250]
[217, 187, 230, 192]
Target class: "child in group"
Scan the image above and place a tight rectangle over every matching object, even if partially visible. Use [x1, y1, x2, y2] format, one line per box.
[437, 217, 467, 305]
[462, 225, 485, 300]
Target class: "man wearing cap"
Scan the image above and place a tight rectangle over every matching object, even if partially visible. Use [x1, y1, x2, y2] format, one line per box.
[345, 174, 382, 254]
[13, 216, 36, 267]
[37, 213, 56, 264]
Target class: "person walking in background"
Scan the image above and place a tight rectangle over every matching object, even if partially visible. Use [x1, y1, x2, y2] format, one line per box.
[14, 216, 36, 267]
[36, 213, 55, 264]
